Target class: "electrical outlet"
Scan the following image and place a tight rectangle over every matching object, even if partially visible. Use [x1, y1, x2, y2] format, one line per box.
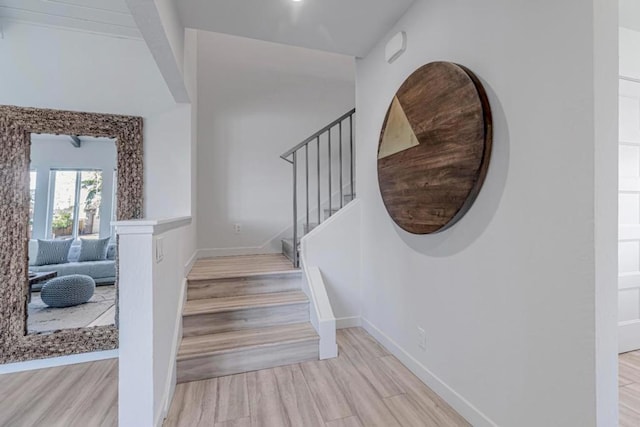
[417, 327, 426, 351]
[234, 223, 242, 234]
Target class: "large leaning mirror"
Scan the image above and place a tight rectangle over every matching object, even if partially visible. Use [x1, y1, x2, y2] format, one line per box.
[27, 134, 117, 334]
[0, 105, 143, 363]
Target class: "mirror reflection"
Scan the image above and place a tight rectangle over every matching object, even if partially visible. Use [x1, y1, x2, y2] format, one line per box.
[27, 134, 117, 334]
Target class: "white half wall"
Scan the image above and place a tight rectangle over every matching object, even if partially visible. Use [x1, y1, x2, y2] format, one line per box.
[116, 217, 192, 427]
[355, 0, 617, 426]
[196, 31, 355, 254]
[301, 200, 361, 322]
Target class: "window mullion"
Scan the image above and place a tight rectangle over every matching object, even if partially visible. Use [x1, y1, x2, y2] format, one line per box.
[73, 171, 82, 240]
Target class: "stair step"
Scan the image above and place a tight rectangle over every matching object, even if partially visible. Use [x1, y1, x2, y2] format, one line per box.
[188, 270, 301, 300]
[182, 291, 309, 336]
[184, 291, 308, 316]
[177, 323, 319, 383]
[188, 254, 295, 281]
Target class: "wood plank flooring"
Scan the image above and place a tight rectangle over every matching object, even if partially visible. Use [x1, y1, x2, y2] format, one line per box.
[166, 327, 470, 427]
[188, 254, 296, 281]
[7, 335, 640, 426]
[0, 359, 117, 427]
[619, 350, 640, 426]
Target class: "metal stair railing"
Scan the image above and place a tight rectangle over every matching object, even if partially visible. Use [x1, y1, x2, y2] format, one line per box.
[280, 109, 356, 267]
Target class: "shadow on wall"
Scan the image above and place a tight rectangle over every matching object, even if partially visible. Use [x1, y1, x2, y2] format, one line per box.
[391, 79, 511, 256]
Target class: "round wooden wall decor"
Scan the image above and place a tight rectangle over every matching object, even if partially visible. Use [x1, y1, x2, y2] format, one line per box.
[377, 61, 492, 234]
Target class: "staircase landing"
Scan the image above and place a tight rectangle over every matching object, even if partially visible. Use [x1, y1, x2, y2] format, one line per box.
[188, 253, 295, 280]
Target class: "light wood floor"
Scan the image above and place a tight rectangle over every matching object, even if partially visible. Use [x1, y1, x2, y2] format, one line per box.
[0, 359, 117, 427]
[165, 327, 470, 427]
[188, 254, 296, 281]
[619, 350, 640, 426]
[9, 335, 640, 426]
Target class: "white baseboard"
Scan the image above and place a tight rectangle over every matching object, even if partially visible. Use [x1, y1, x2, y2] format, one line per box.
[361, 317, 497, 427]
[197, 246, 281, 259]
[619, 319, 640, 353]
[0, 349, 118, 375]
[184, 250, 199, 277]
[157, 278, 187, 427]
[336, 316, 362, 329]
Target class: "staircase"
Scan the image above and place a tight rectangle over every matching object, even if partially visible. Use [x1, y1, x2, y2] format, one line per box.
[175, 110, 355, 383]
[176, 254, 319, 383]
[280, 108, 356, 266]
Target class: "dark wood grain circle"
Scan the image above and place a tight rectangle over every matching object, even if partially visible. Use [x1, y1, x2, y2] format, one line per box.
[377, 61, 492, 234]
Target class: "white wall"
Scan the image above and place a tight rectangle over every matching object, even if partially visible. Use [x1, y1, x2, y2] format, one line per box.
[355, 0, 617, 426]
[196, 31, 355, 254]
[144, 104, 193, 219]
[301, 200, 361, 324]
[0, 26, 200, 415]
[30, 137, 117, 240]
[594, 0, 619, 423]
[621, 28, 640, 80]
[0, 21, 175, 116]
[119, 28, 198, 427]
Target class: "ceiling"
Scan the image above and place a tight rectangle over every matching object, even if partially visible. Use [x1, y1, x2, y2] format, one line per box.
[199, 31, 355, 84]
[177, 0, 416, 57]
[0, 0, 140, 39]
[621, 0, 640, 32]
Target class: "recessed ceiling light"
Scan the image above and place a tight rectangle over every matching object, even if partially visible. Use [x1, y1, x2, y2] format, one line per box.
[292, 0, 302, 2]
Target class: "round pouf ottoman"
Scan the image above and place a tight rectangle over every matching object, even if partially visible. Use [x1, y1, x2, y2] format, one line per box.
[41, 274, 95, 308]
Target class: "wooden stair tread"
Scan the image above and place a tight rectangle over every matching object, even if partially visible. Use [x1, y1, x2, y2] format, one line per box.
[183, 291, 308, 316]
[188, 254, 297, 281]
[177, 323, 318, 360]
[188, 269, 301, 283]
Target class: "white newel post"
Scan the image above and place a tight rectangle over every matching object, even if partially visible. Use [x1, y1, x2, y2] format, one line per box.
[116, 221, 157, 427]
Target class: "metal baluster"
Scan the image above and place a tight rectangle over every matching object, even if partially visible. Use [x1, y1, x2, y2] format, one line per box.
[350, 114, 354, 198]
[279, 109, 355, 267]
[317, 137, 321, 226]
[339, 121, 343, 208]
[292, 151, 298, 267]
[305, 144, 309, 235]
[328, 129, 332, 218]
